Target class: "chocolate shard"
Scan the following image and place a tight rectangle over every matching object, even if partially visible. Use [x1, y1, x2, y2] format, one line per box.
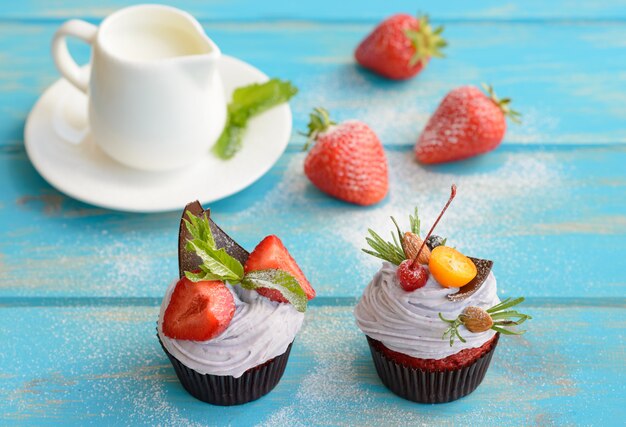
[446, 257, 494, 302]
[178, 200, 250, 279]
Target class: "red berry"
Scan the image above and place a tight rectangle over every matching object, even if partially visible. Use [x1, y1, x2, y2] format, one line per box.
[415, 85, 520, 164]
[245, 235, 316, 303]
[303, 108, 388, 206]
[355, 14, 446, 80]
[162, 278, 235, 341]
[397, 259, 429, 291]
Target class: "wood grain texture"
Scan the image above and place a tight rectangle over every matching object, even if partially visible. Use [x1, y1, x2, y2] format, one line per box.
[2, 21, 626, 148]
[2, 1, 625, 425]
[0, 304, 624, 426]
[2, 146, 625, 299]
[2, 1, 626, 21]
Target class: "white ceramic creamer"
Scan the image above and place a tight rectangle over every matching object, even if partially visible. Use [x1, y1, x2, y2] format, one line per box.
[52, 4, 226, 171]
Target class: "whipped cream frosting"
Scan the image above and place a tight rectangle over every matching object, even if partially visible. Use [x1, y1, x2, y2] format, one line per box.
[354, 262, 499, 360]
[158, 279, 304, 378]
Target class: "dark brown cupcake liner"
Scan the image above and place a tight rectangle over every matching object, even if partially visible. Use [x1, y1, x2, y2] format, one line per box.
[159, 336, 293, 405]
[366, 334, 499, 403]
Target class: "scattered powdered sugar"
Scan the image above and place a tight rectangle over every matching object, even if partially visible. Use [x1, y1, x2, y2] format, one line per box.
[2, 306, 205, 425]
[257, 307, 552, 426]
[97, 240, 155, 293]
[229, 149, 563, 295]
[86, 228, 176, 296]
[504, 107, 560, 144]
[293, 66, 450, 145]
[2, 305, 581, 425]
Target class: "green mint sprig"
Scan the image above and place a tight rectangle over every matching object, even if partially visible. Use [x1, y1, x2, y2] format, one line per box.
[184, 212, 244, 282]
[241, 270, 307, 313]
[183, 212, 307, 312]
[213, 78, 298, 160]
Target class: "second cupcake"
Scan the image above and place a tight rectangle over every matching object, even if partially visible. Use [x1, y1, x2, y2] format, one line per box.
[158, 201, 316, 405]
[355, 185, 530, 403]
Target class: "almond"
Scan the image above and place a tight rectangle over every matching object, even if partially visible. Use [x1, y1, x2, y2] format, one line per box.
[402, 232, 431, 264]
[460, 306, 493, 333]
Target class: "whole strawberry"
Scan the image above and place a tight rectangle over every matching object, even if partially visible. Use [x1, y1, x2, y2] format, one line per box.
[303, 108, 388, 206]
[355, 14, 446, 80]
[415, 85, 521, 164]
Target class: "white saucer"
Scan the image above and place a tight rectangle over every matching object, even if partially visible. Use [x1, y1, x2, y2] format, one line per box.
[24, 55, 292, 213]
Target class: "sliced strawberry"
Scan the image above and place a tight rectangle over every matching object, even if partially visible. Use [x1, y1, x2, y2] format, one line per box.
[244, 235, 316, 303]
[162, 278, 235, 341]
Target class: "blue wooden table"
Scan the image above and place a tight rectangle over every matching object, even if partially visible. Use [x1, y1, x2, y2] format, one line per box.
[1, 1, 625, 425]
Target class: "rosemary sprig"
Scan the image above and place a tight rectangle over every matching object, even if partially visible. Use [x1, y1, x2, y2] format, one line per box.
[439, 297, 531, 346]
[362, 207, 449, 265]
[438, 312, 466, 346]
[362, 210, 419, 265]
[409, 207, 420, 236]
[362, 227, 406, 265]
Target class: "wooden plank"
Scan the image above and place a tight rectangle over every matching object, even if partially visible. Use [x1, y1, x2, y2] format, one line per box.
[2, 21, 626, 148]
[2, 1, 626, 21]
[1, 146, 625, 299]
[0, 304, 623, 425]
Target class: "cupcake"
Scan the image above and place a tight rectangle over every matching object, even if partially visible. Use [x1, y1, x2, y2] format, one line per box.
[355, 185, 530, 403]
[158, 201, 316, 405]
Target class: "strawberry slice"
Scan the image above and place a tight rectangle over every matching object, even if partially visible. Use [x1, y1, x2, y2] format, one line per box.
[244, 235, 316, 303]
[162, 278, 235, 341]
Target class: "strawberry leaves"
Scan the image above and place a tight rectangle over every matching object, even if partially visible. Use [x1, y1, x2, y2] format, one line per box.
[241, 270, 307, 313]
[183, 212, 307, 311]
[481, 83, 522, 124]
[404, 16, 447, 67]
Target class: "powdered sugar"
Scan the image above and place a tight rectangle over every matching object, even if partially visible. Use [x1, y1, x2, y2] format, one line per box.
[229, 148, 563, 295]
[294, 66, 447, 145]
[257, 307, 527, 426]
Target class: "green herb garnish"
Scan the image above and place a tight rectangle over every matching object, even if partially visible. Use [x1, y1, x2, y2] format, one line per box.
[362, 207, 441, 265]
[439, 297, 531, 346]
[241, 270, 307, 313]
[362, 226, 406, 266]
[183, 212, 307, 312]
[213, 78, 298, 159]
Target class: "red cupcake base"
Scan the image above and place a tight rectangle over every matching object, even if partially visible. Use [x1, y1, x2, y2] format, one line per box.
[366, 334, 499, 403]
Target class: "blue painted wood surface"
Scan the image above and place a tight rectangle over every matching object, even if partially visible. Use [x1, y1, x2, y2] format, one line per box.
[1, 305, 624, 425]
[1, 1, 625, 426]
[3, 22, 626, 147]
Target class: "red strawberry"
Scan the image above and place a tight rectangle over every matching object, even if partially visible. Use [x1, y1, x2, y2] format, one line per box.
[244, 235, 316, 303]
[355, 14, 446, 80]
[162, 278, 235, 341]
[303, 108, 388, 206]
[415, 85, 521, 164]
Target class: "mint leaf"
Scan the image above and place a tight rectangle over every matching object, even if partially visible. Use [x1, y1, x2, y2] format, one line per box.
[184, 269, 223, 282]
[186, 240, 244, 281]
[183, 213, 244, 283]
[229, 79, 298, 124]
[241, 269, 307, 312]
[212, 78, 298, 160]
[212, 119, 246, 160]
[184, 211, 215, 248]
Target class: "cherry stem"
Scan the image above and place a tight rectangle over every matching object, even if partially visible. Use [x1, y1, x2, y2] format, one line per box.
[410, 184, 457, 269]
